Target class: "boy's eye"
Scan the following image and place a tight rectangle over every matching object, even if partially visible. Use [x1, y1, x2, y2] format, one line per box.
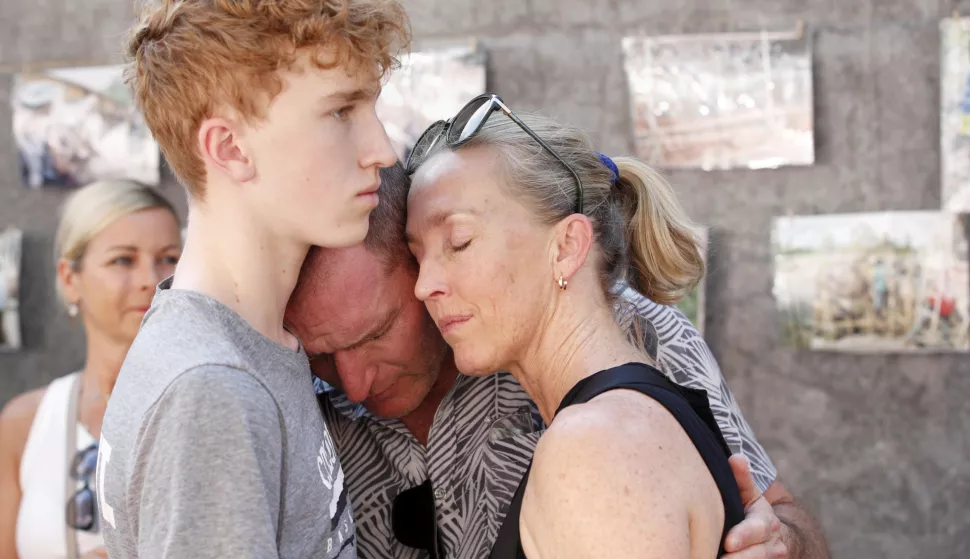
[331, 105, 354, 120]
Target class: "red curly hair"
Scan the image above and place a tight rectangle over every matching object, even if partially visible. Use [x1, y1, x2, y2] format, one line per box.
[124, 0, 411, 197]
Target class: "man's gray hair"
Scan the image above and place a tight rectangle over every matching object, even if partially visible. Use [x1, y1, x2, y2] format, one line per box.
[363, 161, 412, 266]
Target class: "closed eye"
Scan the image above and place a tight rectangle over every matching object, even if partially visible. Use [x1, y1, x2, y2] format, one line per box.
[347, 325, 390, 351]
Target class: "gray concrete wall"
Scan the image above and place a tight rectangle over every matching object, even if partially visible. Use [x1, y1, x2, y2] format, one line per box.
[1, 1, 968, 557]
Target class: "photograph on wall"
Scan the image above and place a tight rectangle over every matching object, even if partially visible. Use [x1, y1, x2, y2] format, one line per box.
[676, 227, 709, 333]
[941, 16, 970, 211]
[621, 29, 814, 171]
[11, 65, 160, 189]
[772, 211, 970, 353]
[376, 42, 487, 160]
[0, 228, 23, 352]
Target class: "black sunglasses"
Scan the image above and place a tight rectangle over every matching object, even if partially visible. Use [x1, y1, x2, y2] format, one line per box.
[404, 93, 586, 214]
[391, 479, 442, 559]
[66, 442, 99, 532]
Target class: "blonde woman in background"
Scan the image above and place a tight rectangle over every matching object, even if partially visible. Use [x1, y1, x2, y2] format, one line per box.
[0, 180, 182, 559]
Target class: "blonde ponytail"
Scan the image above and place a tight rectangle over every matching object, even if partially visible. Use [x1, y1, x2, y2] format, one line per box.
[612, 157, 704, 305]
[422, 110, 703, 308]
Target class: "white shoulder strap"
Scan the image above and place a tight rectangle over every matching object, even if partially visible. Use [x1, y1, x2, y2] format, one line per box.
[64, 374, 81, 559]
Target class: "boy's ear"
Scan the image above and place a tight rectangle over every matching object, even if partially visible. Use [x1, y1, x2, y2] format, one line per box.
[198, 116, 256, 183]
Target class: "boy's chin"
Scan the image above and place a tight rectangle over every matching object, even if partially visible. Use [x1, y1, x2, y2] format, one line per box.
[310, 221, 370, 250]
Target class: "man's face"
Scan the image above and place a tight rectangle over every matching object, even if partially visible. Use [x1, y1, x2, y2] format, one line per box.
[235, 50, 398, 248]
[285, 246, 450, 418]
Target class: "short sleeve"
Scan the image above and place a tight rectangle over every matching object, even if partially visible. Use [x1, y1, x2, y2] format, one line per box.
[128, 365, 284, 559]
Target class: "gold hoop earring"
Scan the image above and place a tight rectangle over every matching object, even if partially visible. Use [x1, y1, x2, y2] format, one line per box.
[557, 274, 568, 290]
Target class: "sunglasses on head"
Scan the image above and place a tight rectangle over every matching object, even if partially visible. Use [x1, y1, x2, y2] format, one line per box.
[66, 442, 99, 532]
[391, 479, 442, 559]
[404, 93, 586, 214]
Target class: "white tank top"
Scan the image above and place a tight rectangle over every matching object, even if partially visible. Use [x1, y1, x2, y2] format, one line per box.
[16, 373, 104, 559]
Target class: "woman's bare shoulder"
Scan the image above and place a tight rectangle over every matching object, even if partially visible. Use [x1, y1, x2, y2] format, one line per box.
[541, 390, 689, 457]
[521, 390, 720, 558]
[529, 388, 724, 515]
[0, 389, 47, 458]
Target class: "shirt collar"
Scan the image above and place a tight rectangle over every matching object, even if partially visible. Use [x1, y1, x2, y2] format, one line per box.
[314, 377, 371, 421]
[314, 377, 427, 441]
[314, 373, 474, 426]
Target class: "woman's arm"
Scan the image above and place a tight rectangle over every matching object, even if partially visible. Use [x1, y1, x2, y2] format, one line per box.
[519, 390, 726, 559]
[0, 390, 44, 559]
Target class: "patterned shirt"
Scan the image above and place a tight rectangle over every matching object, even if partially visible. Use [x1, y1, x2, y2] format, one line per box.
[317, 287, 777, 559]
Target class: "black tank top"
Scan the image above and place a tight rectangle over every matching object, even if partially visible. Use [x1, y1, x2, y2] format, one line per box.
[488, 362, 746, 559]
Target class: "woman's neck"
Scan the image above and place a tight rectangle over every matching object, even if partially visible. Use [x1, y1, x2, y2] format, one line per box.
[509, 298, 648, 425]
[77, 329, 129, 437]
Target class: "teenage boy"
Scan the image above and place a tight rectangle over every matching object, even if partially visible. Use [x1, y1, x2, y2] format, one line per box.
[97, 2, 410, 558]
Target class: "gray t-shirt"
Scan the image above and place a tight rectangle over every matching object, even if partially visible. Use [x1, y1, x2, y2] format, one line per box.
[97, 278, 355, 559]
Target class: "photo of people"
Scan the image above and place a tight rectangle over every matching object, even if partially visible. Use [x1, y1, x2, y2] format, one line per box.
[621, 29, 814, 171]
[0, 228, 23, 352]
[773, 211, 970, 353]
[375, 42, 487, 160]
[941, 16, 970, 211]
[11, 65, 160, 189]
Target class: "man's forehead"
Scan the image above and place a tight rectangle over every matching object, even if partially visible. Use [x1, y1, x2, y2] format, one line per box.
[295, 247, 398, 343]
[320, 298, 389, 346]
[298, 281, 390, 350]
[314, 261, 388, 320]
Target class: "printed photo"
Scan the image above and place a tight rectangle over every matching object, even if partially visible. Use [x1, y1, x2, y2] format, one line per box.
[940, 16, 970, 211]
[622, 29, 814, 171]
[11, 65, 160, 189]
[0, 228, 23, 352]
[772, 212, 970, 353]
[376, 42, 487, 160]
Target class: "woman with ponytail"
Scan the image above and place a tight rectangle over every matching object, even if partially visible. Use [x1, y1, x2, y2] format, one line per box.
[403, 94, 742, 558]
